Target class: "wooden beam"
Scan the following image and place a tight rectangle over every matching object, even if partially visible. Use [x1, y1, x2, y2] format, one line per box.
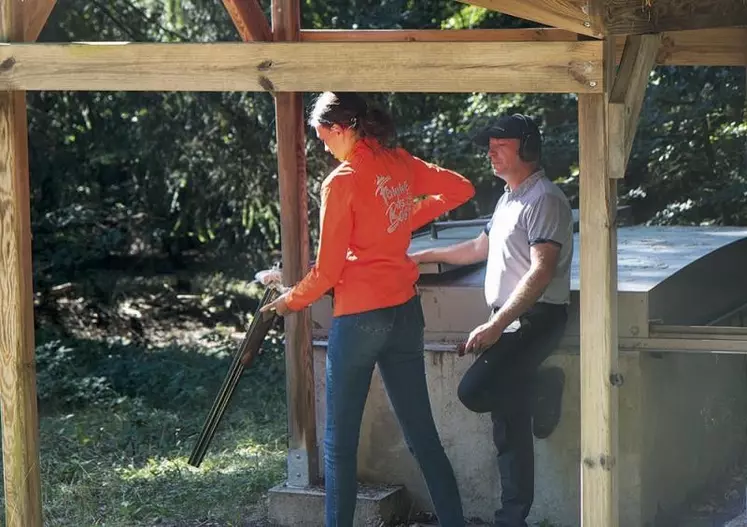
[23, 0, 56, 42]
[303, 27, 747, 66]
[458, 0, 603, 38]
[222, 0, 272, 42]
[295, 27, 747, 66]
[300, 27, 579, 41]
[301, 28, 747, 66]
[271, 0, 318, 487]
[0, 41, 604, 93]
[0, 2, 42, 526]
[604, 0, 747, 35]
[578, 37, 619, 527]
[608, 34, 659, 178]
[0, 92, 41, 527]
[649, 28, 747, 67]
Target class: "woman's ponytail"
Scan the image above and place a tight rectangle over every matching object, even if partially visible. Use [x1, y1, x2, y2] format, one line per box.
[309, 92, 396, 147]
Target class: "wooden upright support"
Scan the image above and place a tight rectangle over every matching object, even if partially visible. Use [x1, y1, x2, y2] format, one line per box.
[578, 38, 619, 527]
[578, 34, 656, 523]
[271, 0, 318, 487]
[222, 0, 271, 42]
[0, 0, 56, 525]
[608, 34, 660, 177]
[219, 0, 317, 488]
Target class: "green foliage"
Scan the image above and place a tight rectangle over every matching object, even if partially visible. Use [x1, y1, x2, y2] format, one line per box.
[34, 329, 286, 414]
[5, 329, 288, 527]
[624, 66, 747, 226]
[29, 1, 747, 297]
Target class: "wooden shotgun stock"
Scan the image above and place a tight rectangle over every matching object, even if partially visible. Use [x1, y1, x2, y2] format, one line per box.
[188, 286, 281, 467]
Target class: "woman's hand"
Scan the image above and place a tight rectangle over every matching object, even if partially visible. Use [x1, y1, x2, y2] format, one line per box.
[260, 292, 292, 317]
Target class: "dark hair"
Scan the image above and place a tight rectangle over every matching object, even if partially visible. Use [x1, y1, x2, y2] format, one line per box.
[309, 92, 396, 147]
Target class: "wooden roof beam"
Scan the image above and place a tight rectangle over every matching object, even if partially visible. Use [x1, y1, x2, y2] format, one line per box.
[300, 27, 579, 41]
[299, 27, 746, 66]
[627, 28, 747, 67]
[0, 40, 604, 93]
[222, 0, 272, 42]
[458, 0, 604, 38]
[603, 0, 747, 35]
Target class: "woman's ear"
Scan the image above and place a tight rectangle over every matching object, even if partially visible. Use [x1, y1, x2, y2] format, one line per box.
[330, 123, 344, 135]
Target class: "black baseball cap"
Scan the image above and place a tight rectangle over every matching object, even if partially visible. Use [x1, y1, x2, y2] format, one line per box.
[472, 113, 541, 147]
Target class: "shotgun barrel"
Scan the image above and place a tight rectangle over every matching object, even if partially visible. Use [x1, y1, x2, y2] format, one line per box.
[188, 286, 281, 467]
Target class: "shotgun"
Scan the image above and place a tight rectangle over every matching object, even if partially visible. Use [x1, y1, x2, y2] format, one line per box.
[188, 284, 282, 467]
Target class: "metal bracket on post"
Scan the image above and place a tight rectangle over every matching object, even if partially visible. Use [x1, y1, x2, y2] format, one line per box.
[287, 448, 310, 487]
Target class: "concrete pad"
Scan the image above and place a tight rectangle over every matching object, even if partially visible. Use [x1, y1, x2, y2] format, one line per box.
[268, 482, 409, 527]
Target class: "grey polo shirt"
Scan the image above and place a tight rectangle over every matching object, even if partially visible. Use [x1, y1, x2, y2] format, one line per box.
[484, 169, 573, 308]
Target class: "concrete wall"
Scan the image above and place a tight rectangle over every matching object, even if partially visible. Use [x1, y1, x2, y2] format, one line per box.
[531, 353, 645, 527]
[311, 346, 747, 527]
[640, 352, 747, 526]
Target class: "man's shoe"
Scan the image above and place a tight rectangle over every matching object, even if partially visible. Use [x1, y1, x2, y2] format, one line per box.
[532, 366, 565, 439]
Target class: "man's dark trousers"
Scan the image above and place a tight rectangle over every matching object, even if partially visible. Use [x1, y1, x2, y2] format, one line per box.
[457, 302, 568, 527]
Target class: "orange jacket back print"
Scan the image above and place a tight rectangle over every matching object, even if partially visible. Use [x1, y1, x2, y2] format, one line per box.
[285, 138, 475, 316]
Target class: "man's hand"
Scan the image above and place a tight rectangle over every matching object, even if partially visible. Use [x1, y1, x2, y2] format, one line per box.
[259, 292, 292, 317]
[409, 250, 432, 265]
[464, 318, 505, 354]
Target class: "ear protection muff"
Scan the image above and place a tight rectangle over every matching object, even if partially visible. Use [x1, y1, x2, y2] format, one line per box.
[513, 113, 542, 163]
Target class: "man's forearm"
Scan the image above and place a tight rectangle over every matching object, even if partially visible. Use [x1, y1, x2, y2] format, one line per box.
[415, 239, 486, 266]
[491, 268, 551, 331]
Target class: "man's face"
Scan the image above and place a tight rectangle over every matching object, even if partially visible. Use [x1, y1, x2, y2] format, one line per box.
[487, 137, 521, 178]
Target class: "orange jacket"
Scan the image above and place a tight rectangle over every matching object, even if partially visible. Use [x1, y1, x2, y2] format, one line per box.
[286, 138, 475, 316]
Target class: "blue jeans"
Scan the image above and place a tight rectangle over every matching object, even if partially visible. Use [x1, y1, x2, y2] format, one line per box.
[324, 295, 464, 527]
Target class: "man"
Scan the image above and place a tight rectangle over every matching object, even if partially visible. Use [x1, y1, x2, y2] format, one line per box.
[411, 114, 572, 527]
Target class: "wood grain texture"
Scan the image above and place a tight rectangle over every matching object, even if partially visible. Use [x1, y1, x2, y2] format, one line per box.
[222, 0, 271, 42]
[0, 1, 44, 525]
[302, 28, 745, 66]
[300, 27, 579, 41]
[0, 90, 41, 527]
[459, 0, 602, 37]
[0, 41, 604, 93]
[608, 34, 659, 178]
[579, 91, 619, 527]
[22, 0, 56, 42]
[652, 28, 747, 66]
[271, 0, 318, 486]
[603, 0, 747, 34]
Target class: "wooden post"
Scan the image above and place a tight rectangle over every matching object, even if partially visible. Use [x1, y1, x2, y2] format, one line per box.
[578, 38, 619, 527]
[0, 0, 50, 524]
[222, 0, 271, 42]
[271, 0, 318, 487]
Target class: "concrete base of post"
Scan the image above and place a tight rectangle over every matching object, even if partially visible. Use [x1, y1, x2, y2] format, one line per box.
[268, 482, 409, 526]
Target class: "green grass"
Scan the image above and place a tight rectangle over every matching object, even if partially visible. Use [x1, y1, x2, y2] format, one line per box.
[2, 328, 288, 527]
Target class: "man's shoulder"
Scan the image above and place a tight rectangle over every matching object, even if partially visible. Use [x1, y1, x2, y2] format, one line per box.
[531, 177, 571, 207]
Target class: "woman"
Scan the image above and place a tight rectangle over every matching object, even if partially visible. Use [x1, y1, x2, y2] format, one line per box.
[261, 92, 474, 527]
